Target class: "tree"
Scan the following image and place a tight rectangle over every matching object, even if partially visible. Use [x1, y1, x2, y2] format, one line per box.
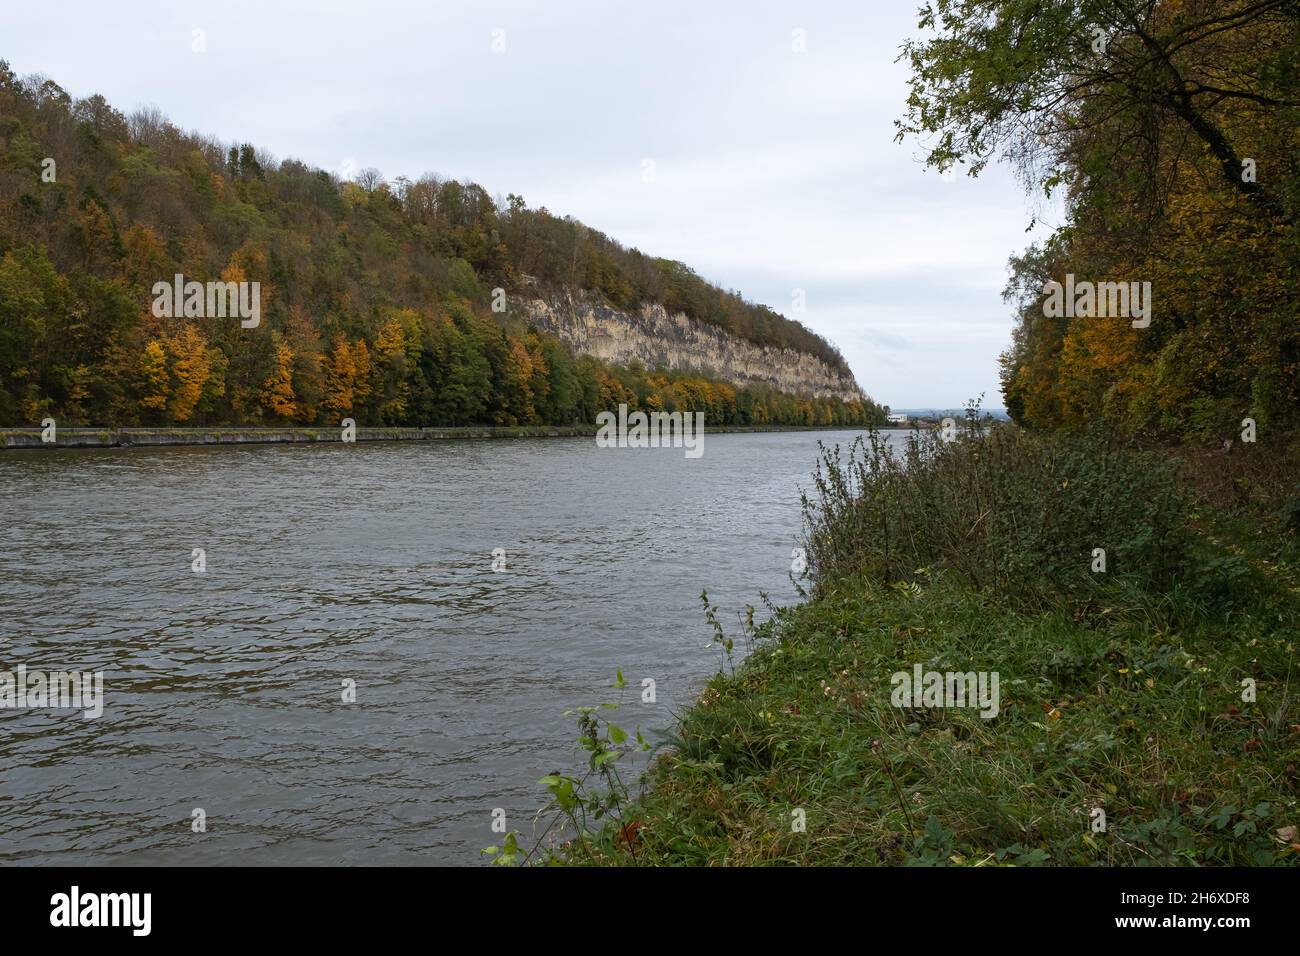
[897, 0, 1297, 222]
[372, 316, 410, 423]
[261, 341, 297, 420]
[139, 340, 170, 416]
[166, 324, 221, 423]
[324, 336, 358, 420]
[285, 306, 325, 423]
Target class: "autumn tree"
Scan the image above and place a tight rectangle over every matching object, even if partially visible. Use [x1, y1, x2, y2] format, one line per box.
[165, 324, 223, 423]
[324, 336, 358, 420]
[261, 340, 297, 421]
[138, 339, 169, 418]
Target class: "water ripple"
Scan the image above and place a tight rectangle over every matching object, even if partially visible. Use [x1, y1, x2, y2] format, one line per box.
[0, 430, 896, 863]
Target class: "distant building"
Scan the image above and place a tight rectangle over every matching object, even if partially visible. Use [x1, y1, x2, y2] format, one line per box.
[886, 413, 909, 425]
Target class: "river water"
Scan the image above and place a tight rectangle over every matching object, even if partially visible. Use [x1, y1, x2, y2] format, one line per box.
[0, 429, 887, 864]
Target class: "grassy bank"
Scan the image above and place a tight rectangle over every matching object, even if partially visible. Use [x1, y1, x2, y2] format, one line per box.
[601, 556, 1296, 865]
[525, 419, 1299, 866]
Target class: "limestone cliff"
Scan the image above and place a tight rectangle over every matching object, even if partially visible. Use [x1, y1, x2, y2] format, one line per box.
[524, 292, 865, 403]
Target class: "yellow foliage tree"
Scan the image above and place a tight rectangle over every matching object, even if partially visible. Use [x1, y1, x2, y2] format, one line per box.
[262, 342, 297, 420]
[373, 319, 410, 421]
[167, 325, 216, 423]
[505, 338, 537, 424]
[139, 340, 170, 413]
[351, 339, 372, 407]
[325, 337, 357, 419]
[120, 224, 170, 289]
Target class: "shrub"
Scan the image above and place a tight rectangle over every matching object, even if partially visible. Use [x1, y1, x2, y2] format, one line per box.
[801, 410, 1196, 607]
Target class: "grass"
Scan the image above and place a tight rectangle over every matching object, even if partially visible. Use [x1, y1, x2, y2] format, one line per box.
[553, 419, 1300, 866]
[590, 561, 1296, 865]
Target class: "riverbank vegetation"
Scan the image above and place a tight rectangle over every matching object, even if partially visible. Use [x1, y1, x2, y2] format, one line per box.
[0, 63, 879, 429]
[531, 417, 1298, 866]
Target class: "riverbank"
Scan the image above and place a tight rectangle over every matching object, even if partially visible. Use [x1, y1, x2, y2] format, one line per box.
[0, 423, 875, 450]
[545, 425, 1300, 866]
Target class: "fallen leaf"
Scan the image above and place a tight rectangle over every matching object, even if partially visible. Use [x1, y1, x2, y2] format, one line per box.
[618, 821, 644, 847]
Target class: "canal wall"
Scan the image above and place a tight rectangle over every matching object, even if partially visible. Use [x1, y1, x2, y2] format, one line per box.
[0, 423, 867, 450]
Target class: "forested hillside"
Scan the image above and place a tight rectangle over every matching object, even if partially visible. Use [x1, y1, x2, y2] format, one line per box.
[0, 62, 879, 429]
[900, 0, 1298, 440]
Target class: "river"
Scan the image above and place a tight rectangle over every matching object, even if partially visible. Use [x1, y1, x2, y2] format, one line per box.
[0, 429, 893, 864]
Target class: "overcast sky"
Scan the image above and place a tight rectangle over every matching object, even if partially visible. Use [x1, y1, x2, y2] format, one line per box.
[5, 0, 1061, 409]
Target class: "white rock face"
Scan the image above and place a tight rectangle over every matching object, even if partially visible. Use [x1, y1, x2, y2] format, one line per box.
[525, 292, 865, 403]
